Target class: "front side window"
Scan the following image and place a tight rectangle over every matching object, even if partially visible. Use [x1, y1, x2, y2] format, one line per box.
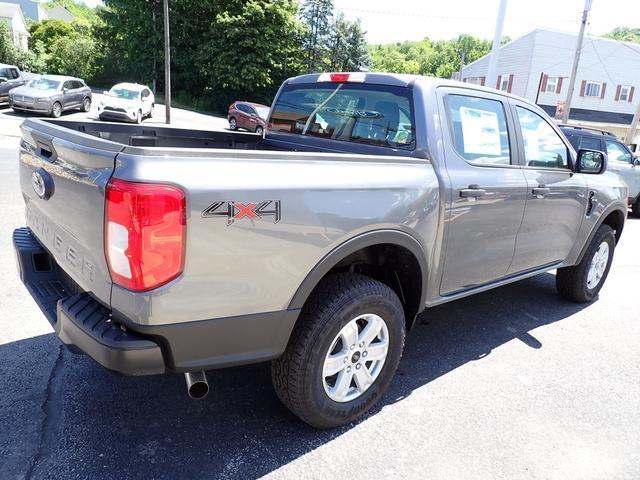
[584, 81, 602, 97]
[446, 95, 511, 166]
[605, 140, 632, 163]
[269, 83, 415, 149]
[8, 68, 19, 80]
[516, 107, 568, 169]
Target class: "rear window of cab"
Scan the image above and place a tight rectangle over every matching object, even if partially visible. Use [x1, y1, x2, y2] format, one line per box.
[268, 82, 416, 150]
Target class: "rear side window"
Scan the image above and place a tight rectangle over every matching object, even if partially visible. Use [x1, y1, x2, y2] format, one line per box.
[446, 94, 511, 166]
[9, 68, 19, 79]
[268, 83, 415, 150]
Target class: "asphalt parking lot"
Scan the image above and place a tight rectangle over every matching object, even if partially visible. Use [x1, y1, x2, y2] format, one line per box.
[0, 116, 639, 479]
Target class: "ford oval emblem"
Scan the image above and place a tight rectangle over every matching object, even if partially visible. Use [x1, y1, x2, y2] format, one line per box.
[31, 168, 54, 200]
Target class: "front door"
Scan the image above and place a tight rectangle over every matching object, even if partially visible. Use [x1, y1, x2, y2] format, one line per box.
[508, 103, 587, 273]
[439, 89, 528, 295]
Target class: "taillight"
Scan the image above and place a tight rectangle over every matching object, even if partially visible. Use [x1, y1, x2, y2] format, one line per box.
[317, 72, 366, 83]
[105, 178, 186, 292]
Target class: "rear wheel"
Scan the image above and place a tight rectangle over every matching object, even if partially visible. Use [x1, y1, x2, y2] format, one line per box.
[82, 97, 91, 112]
[51, 102, 62, 118]
[271, 273, 405, 428]
[556, 224, 615, 302]
[229, 117, 237, 130]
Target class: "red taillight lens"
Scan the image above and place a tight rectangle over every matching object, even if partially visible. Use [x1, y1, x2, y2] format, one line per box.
[105, 178, 186, 292]
[330, 73, 350, 82]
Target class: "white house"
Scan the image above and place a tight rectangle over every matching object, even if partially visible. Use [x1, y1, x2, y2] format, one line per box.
[0, 2, 29, 50]
[46, 5, 74, 22]
[461, 29, 640, 144]
[2, 0, 47, 22]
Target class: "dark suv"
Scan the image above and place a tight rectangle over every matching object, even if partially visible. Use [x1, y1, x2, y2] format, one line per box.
[560, 125, 640, 216]
[228, 101, 270, 134]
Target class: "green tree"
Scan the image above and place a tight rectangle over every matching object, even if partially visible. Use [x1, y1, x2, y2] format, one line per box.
[0, 22, 47, 72]
[300, 0, 333, 72]
[29, 19, 78, 52]
[47, 36, 98, 80]
[605, 27, 640, 43]
[328, 14, 370, 71]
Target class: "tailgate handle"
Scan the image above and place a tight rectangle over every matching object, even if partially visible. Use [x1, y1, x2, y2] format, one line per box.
[30, 131, 57, 163]
[37, 143, 53, 159]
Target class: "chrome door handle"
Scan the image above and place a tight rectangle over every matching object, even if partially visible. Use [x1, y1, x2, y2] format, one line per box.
[459, 185, 487, 198]
[532, 186, 550, 197]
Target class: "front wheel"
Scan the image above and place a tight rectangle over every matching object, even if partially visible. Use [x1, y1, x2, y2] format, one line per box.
[135, 110, 142, 124]
[229, 117, 237, 130]
[631, 198, 640, 218]
[255, 125, 264, 135]
[51, 102, 62, 118]
[271, 273, 405, 428]
[556, 224, 615, 302]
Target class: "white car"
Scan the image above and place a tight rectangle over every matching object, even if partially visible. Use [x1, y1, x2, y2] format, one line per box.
[98, 83, 154, 123]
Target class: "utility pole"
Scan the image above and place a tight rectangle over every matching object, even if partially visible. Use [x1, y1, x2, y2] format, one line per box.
[486, 0, 508, 89]
[561, 0, 593, 124]
[624, 101, 640, 145]
[163, 0, 171, 124]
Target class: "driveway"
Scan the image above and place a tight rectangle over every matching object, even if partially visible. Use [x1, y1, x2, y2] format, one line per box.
[0, 131, 639, 479]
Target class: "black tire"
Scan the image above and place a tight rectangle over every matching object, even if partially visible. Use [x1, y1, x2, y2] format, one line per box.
[82, 97, 91, 112]
[148, 104, 154, 118]
[556, 224, 615, 302]
[136, 110, 142, 124]
[51, 102, 62, 118]
[631, 199, 640, 218]
[229, 117, 237, 130]
[255, 125, 264, 135]
[271, 273, 405, 428]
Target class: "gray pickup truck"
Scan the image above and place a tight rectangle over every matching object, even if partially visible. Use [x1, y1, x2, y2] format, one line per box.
[13, 73, 628, 428]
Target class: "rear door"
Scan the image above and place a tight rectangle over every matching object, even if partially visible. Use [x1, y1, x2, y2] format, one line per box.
[438, 88, 528, 294]
[508, 101, 587, 273]
[604, 138, 639, 199]
[19, 119, 121, 304]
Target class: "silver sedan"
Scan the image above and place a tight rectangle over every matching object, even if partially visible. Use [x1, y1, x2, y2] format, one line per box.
[9, 75, 92, 118]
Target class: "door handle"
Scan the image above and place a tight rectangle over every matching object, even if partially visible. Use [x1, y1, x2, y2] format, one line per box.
[532, 186, 551, 197]
[459, 185, 487, 198]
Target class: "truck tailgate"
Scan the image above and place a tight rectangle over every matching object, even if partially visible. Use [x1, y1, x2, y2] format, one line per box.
[19, 119, 123, 305]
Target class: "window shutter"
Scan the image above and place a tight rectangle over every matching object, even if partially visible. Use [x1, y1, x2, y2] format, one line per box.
[600, 83, 607, 99]
[540, 74, 548, 92]
[496, 75, 502, 89]
[507, 74, 513, 93]
[556, 77, 563, 94]
[579, 80, 586, 97]
[615, 85, 621, 101]
[480, 76, 485, 86]
[629, 87, 635, 103]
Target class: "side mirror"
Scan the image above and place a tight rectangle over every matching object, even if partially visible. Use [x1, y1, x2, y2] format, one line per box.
[633, 156, 640, 166]
[576, 149, 607, 174]
[62, 88, 69, 94]
[103, 90, 109, 95]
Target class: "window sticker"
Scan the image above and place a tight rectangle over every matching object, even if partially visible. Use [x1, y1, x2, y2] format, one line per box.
[459, 106, 502, 156]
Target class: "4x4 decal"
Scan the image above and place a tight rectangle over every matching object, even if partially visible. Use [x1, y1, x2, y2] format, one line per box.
[202, 200, 281, 225]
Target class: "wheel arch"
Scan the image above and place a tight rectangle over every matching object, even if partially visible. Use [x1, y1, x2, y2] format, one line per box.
[288, 230, 428, 330]
[576, 206, 626, 264]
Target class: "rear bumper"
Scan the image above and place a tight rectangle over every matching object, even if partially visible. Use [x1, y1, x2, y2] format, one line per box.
[13, 227, 299, 375]
[14, 227, 165, 375]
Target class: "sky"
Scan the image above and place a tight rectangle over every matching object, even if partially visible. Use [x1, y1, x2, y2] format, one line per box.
[334, 0, 640, 44]
[63, 0, 638, 45]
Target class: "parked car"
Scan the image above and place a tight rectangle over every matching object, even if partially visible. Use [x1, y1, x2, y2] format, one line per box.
[13, 73, 628, 428]
[228, 101, 269, 134]
[9, 75, 92, 118]
[98, 83, 155, 123]
[0, 63, 27, 105]
[561, 125, 640, 216]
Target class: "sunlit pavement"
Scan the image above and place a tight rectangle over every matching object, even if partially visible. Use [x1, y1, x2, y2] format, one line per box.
[0, 117, 639, 479]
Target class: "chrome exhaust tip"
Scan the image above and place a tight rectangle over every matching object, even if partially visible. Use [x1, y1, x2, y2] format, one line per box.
[184, 371, 209, 399]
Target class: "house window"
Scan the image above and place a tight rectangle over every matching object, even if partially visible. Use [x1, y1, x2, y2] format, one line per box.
[546, 77, 558, 93]
[618, 85, 632, 102]
[499, 76, 510, 91]
[584, 81, 602, 97]
[464, 77, 485, 86]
